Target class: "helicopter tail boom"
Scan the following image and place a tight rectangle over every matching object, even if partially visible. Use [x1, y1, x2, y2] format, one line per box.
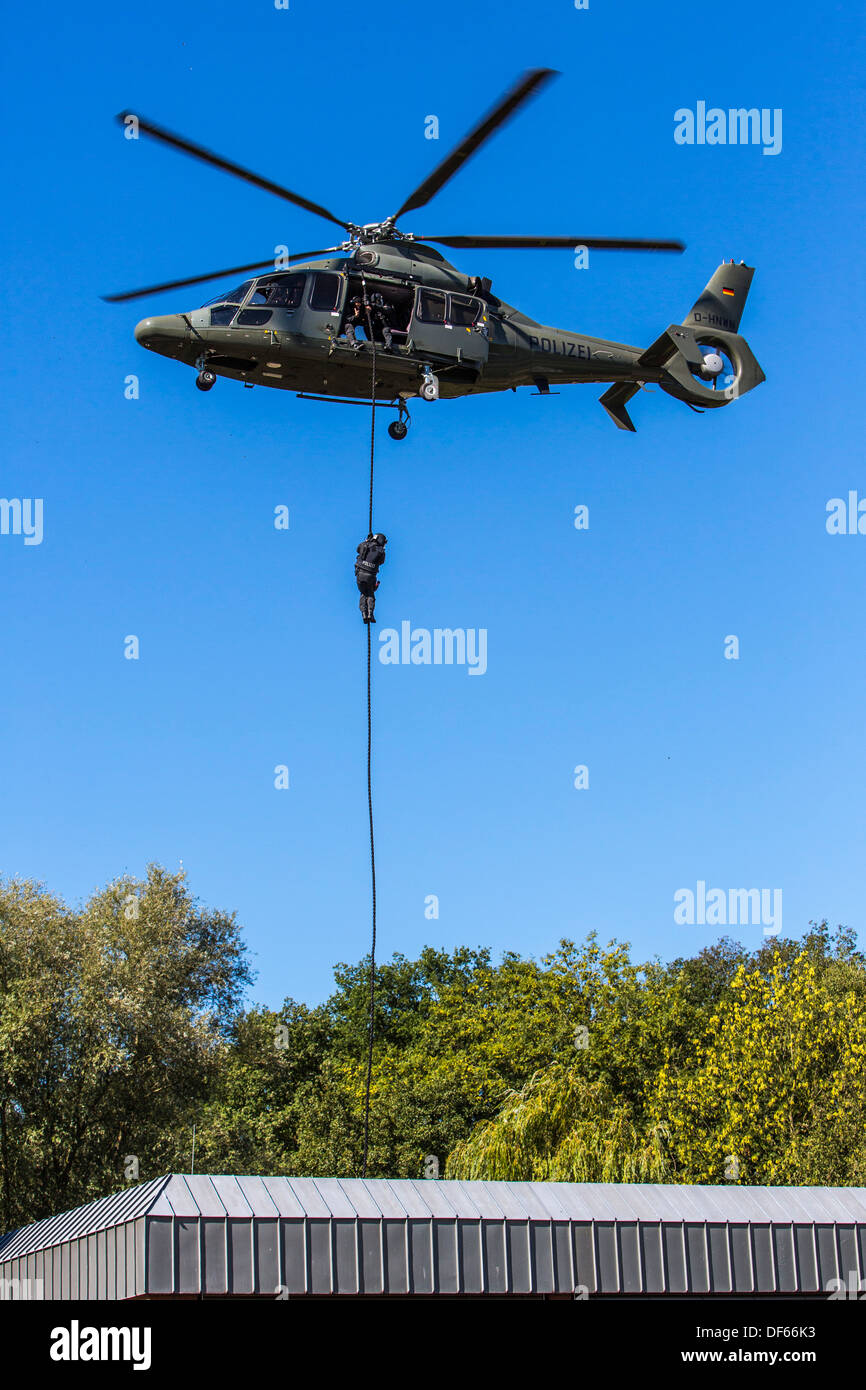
[599, 262, 764, 429]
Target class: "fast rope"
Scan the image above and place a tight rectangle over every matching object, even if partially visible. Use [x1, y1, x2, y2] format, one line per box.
[361, 304, 377, 1179]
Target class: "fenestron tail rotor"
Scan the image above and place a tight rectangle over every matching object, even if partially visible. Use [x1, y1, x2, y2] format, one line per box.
[692, 345, 734, 391]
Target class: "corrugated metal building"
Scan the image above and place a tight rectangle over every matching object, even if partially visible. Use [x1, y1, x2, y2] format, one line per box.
[1, 1175, 864, 1298]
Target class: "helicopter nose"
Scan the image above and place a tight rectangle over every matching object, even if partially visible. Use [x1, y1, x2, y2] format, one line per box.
[134, 314, 189, 353]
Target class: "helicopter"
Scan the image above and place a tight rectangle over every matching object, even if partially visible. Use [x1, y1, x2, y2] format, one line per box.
[106, 69, 764, 439]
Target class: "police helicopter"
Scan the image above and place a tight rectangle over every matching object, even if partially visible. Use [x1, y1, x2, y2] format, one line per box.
[106, 69, 764, 439]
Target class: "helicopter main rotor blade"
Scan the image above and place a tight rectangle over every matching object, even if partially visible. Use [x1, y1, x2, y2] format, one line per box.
[390, 68, 558, 222]
[116, 111, 351, 231]
[102, 247, 345, 303]
[414, 235, 686, 252]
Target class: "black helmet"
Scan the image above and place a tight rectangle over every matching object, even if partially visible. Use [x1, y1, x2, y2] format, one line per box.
[373, 533, 387, 544]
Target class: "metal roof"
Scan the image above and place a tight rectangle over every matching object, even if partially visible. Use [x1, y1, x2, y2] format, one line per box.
[0, 1174, 170, 1263]
[2, 1176, 865, 1298]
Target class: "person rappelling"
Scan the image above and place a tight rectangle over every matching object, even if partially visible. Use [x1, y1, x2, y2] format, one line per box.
[355, 533, 387, 624]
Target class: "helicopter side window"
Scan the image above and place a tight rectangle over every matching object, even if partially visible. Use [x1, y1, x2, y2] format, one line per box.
[309, 273, 341, 311]
[449, 295, 482, 327]
[236, 309, 273, 327]
[417, 289, 447, 323]
[248, 273, 306, 309]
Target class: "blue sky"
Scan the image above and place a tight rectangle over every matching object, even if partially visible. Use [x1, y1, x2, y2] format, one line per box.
[1, 0, 864, 1007]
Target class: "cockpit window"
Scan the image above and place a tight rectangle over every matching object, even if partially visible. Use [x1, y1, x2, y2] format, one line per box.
[248, 273, 306, 309]
[201, 280, 254, 308]
[449, 295, 482, 327]
[417, 289, 446, 323]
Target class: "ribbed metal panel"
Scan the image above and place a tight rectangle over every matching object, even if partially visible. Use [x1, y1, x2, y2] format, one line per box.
[0, 1174, 171, 1263]
[2, 1177, 865, 1298]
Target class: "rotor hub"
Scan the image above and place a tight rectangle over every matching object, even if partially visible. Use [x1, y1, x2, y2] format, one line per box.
[347, 221, 412, 245]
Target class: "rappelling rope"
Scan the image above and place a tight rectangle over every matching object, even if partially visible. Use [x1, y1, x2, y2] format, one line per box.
[361, 301, 377, 1180]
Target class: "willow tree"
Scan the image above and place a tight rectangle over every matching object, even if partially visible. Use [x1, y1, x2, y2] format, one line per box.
[447, 1069, 670, 1182]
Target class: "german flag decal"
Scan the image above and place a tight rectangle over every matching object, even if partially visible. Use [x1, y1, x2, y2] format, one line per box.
[722, 286, 736, 297]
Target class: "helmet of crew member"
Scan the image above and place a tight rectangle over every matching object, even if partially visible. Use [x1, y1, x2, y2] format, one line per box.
[373, 534, 387, 544]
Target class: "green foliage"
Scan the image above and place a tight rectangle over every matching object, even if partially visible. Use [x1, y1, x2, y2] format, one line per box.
[0, 866, 251, 1229]
[447, 1070, 670, 1182]
[2, 860, 864, 1230]
[652, 924, 866, 1184]
[178, 921, 866, 1190]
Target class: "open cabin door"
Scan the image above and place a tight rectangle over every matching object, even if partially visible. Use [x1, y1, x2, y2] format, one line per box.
[410, 288, 489, 369]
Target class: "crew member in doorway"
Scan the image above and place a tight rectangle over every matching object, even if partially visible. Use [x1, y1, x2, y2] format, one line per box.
[344, 296, 368, 349]
[368, 292, 393, 350]
[355, 533, 387, 623]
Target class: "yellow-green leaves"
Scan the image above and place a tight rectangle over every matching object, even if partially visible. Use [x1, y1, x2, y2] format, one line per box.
[652, 950, 866, 1183]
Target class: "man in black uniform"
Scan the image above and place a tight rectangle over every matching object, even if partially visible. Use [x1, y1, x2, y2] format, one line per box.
[344, 293, 394, 351]
[355, 533, 387, 623]
[368, 291, 393, 350]
[344, 296, 367, 349]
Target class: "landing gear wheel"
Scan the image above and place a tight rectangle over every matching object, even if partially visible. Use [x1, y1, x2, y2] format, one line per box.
[419, 377, 439, 402]
[196, 370, 216, 392]
[388, 419, 408, 441]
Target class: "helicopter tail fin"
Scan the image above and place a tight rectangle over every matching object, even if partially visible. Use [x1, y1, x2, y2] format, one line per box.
[683, 260, 755, 335]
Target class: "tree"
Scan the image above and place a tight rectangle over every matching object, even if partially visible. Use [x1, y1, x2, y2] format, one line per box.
[191, 933, 686, 1182]
[0, 865, 251, 1229]
[6, 870, 862, 1217]
[444, 935, 677, 1182]
[447, 1069, 670, 1182]
[653, 933, 866, 1183]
